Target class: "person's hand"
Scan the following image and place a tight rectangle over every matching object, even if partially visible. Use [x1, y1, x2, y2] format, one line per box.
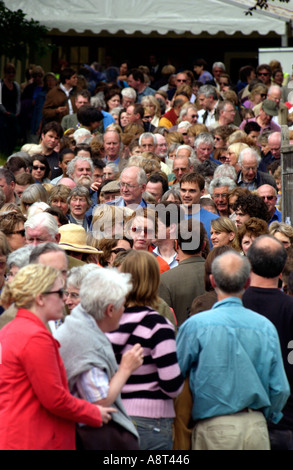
[56, 106, 67, 114]
[120, 343, 144, 374]
[97, 405, 117, 424]
[90, 181, 101, 192]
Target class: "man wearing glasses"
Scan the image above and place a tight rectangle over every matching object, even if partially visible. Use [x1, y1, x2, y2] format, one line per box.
[256, 64, 272, 88]
[257, 184, 281, 225]
[108, 166, 148, 210]
[237, 148, 277, 191]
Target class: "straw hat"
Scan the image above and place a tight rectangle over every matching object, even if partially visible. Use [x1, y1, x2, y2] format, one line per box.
[58, 224, 102, 254]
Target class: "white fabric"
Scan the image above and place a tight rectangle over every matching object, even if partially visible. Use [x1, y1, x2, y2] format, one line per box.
[7, 0, 291, 36]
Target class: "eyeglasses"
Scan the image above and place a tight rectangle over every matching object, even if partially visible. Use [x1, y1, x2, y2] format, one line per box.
[119, 182, 139, 190]
[177, 79, 187, 83]
[131, 226, 155, 236]
[111, 248, 127, 254]
[42, 288, 65, 299]
[64, 291, 79, 299]
[261, 195, 275, 201]
[258, 72, 270, 76]
[242, 166, 257, 171]
[219, 156, 227, 162]
[213, 193, 228, 199]
[32, 165, 46, 171]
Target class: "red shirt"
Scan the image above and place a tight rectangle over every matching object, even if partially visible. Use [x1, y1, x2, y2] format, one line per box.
[0, 309, 102, 450]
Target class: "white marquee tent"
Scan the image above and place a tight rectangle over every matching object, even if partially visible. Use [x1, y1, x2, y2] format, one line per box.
[7, 0, 293, 39]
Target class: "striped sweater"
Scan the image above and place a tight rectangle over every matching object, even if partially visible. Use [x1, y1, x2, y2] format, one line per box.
[106, 306, 184, 418]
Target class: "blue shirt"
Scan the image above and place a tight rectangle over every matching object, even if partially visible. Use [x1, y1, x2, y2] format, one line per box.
[186, 207, 219, 246]
[269, 207, 281, 225]
[176, 297, 290, 423]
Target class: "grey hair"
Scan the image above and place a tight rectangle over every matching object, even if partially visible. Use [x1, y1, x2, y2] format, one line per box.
[194, 132, 214, 149]
[139, 133, 157, 146]
[121, 166, 147, 186]
[110, 106, 123, 116]
[212, 61, 226, 71]
[209, 176, 236, 195]
[67, 185, 92, 207]
[212, 250, 251, 294]
[66, 263, 100, 290]
[79, 267, 132, 321]
[179, 104, 197, 121]
[238, 147, 261, 167]
[90, 95, 105, 109]
[21, 183, 49, 204]
[176, 144, 196, 160]
[26, 201, 50, 219]
[161, 188, 182, 203]
[66, 156, 94, 178]
[29, 242, 68, 265]
[213, 164, 237, 182]
[24, 212, 59, 238]
[104, 162, 120, 175]
[7, 244, 34, 269]
[197, 85, 218, 100]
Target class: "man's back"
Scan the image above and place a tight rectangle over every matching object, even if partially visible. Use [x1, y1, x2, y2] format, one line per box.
[243, 286, 293, 431]
[159, 256, 205, 327]
[176, 296, 289, 423]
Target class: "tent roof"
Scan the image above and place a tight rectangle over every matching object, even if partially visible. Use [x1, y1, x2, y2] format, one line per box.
[7, 0, 292, 36]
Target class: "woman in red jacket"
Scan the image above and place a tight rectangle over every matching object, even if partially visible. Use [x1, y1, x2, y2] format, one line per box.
[0, 264, 115, 450]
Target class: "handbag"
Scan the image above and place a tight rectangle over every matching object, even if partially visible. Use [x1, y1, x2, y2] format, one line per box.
[76, 420, 140, 450]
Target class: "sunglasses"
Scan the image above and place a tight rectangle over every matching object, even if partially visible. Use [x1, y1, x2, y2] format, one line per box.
[261, 195, 275, 201]
[258, 72, 270, 76]
[111, 248, 127, 254]
[32, 165, 46, 171]
[42, 288, 65, 299]
[9, 229, 25, 237]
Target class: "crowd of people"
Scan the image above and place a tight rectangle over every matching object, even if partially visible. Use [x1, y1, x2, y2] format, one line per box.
[0, 55, 293, 450]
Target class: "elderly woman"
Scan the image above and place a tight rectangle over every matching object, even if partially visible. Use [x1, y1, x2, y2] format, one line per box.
[55, 267, 143, 450]
[210, 217, 240, 251]
[0, 264, 114, 450]
[20, 183, 49, 216]
[64, 263, 100, 312]
[67, 186, 92, 231]
[269, 221, 293, 249]
[107, 250, 184, 450]
[238, 217, 269, 255]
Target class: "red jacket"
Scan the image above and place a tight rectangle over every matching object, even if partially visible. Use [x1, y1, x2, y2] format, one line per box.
[0, 309, 102, 450]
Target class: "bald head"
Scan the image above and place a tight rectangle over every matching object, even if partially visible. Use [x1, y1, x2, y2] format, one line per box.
[268, 132, 281, 159]
[211, 250, 251, 295]
[247, 234, 287, 278]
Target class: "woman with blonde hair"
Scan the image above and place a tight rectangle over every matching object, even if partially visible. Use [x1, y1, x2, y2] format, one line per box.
[210, 217, 240, 251]
[269, 221, 293, 249]
[107, 250, 183, 450]
[243, 83, 268, 109]
[20, 183, 49, 216]
[141, 95, 161, 127]
[0, 264, 114, 450]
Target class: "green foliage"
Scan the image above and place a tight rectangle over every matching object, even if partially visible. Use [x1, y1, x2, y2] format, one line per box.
[245, 0, 290, 15]
[0, 1, 51, 60]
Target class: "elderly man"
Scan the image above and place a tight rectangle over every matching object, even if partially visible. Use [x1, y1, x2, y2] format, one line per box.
[108, 165, 148, 210]
[261, 131, 281, 171]
[25, 212, 61, 246]
[127, 68, 155, 103]
[240, 99, 281, 134]
[253, 85, 288, 127]
[197, 85, 219, 127]
[176, 249, 290, 450]
[139, 132, 156, 153]
[208, 100, 238, 130]
[236, 147, 277, 191]
[121, 87, 137, 108]
[175, 104, 198, 129]
[209, 176, 236, 217]
[168, 146, 195, 187]
[194, 132, 220, 166]
[154, 133, 168, 161]
[257, 184, 281, 224]
[66, 156, 94, 189]
[243, 235, 293, 450]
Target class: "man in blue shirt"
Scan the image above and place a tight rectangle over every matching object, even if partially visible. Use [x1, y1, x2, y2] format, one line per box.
[179, 172, 218, 246]
[176, 250, 290, 450]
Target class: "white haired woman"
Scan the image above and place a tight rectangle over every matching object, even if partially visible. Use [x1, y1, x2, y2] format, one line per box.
[0, 264, 114, 450]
